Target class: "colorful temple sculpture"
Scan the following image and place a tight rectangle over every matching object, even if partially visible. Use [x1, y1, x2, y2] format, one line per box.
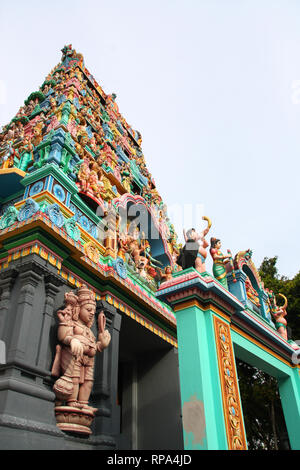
[0, 45, 299, 450]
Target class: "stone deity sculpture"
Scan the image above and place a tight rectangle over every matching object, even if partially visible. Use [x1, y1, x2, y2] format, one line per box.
[51, 285, 111, 434]
[268, 291, 288, 341]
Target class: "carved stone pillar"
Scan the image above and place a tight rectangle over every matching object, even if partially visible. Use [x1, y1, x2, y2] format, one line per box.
[0, 268, 18, 341]
[0, 259, 60, 447]
[7, 262, 44, 364]
[36, 274, 62, 370]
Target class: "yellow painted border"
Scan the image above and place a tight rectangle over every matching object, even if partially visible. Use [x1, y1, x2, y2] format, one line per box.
[15, 190, 74, 217]
[213, 315, 247, 450]
[0, 236, 176, 348]
[104, 293, 178, 348]
[173, 299, 231, 323]
[0, 168, 26, 177]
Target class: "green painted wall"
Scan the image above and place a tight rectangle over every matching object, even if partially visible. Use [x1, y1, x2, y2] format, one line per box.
[175, 305, 228, 450]
[231, 329, 300, 449]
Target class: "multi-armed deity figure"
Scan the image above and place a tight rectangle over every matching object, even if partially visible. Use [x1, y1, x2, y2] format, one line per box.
[245, 276, 261, 308]
[177, 216, 212, 273]
[51, 285, 111, 434]
[116, 223, 162, 281]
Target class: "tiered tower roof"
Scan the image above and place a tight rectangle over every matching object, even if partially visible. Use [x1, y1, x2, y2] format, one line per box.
[0, 44, 180, 289]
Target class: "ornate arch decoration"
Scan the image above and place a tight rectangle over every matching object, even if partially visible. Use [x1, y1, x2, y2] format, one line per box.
[234, 249, 262, 288]
[112, 193, 173, 268]
[234, 249, 263, 311]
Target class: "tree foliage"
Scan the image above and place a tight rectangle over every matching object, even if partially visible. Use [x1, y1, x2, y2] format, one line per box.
[259, 256, 300, 340]
[236, 256, 299, 450]
[236, 361, 289, 450]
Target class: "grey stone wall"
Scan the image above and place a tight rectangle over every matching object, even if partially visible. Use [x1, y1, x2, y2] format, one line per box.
[0, 254, 120, 450]
[0, 252, 182, 450]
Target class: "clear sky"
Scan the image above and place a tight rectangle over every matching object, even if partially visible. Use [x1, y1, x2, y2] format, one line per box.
[0, 0, 299, 278]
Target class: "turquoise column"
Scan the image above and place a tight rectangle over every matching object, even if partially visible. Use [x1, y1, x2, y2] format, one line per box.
[174, 302, 228, 450]
[156, 269, 248, 450]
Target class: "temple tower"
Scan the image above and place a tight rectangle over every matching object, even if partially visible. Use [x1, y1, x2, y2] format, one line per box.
[0, 45, 299, 450]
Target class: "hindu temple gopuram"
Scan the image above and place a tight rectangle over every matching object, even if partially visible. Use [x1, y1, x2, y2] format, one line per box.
[0, 45, 299, 450]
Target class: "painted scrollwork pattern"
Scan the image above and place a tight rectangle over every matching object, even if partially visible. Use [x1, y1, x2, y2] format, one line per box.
[84, 241, 100, 264]
[113, 256, 127, 279]
[213, 316, 247, 450]
[45, 203, 65, 228]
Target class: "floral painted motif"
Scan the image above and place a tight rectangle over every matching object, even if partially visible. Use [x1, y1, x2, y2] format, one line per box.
[17, 198, 40, 222]
[213, 316, 247, 450]
[45, 203, 65, 228]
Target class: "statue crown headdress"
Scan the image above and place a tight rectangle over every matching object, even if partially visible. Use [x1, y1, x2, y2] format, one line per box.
[77, 284, 96, 306]
[64, 291, 78, 306]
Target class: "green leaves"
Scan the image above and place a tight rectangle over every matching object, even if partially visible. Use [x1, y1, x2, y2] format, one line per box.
[259, 257, 300, 340]
[237, 360, 289, 450]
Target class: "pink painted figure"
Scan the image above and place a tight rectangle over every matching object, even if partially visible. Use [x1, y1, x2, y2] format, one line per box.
[51, 285, 111, 411]
[77, 160, 90, 192]
[180, 217, 212, 273]
[57, 305, 73, 326]
[271, 294, 288, 341]
[57, 291, 78, 326]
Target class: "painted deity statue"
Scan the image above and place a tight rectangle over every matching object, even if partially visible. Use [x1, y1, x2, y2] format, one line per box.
[268, 291, 288, 341]
[51, 285, 111, 416]
[245, 277, 261, 308]
[119, 227, 162, 280]
[31, 121, 44, 148]
[209, 238, 232, 289]
[143, 239, 163, 268]
[120, 162, 132, 192]
[177, 217, 212, 273]
[158, 266, 173, 285]
[125, 228, 149, 277]
[135, 238, 163, 279]
[0, 141, 16, 169]
[14, 122, 24, 141]
[117, 231, 129, 261]
[77, 160, 90, 192]
[125, 226, 142, 265]
[88, 170, 104, 200]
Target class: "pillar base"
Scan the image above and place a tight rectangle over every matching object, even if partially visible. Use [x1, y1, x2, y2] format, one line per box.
[54, 405, 95, 435]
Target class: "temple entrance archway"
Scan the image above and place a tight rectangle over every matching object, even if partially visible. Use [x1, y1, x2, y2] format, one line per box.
[116, 312, 183, 450]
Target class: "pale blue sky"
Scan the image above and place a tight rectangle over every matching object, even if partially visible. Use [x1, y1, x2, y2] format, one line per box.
[0, 0, 299, 278]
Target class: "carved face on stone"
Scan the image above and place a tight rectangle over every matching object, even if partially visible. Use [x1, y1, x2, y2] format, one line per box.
[63, 304, 73, 320]
[80, 135, 88, 146]
[79, 302, 96, 327]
